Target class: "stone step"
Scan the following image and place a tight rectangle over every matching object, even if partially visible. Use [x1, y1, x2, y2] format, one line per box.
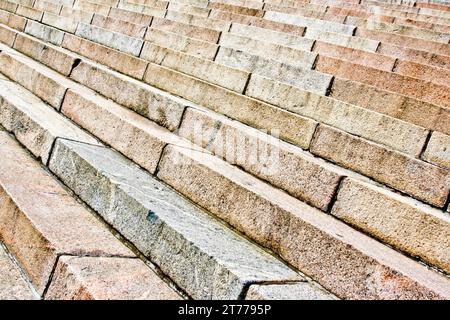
[0, 128, 181, 299]
[91, 13, 147, 37]
[48, 137, 305, 299]
[245, 74, 430, 157]
[155, 143, 450, 299]
[0, 242, 37, 300]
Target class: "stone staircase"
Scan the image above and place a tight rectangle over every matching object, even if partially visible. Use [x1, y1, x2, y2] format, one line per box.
[0, 0, 448, 300]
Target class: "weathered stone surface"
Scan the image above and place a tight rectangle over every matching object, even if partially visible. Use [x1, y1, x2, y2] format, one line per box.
[208, 2, 263, 16]
[140, 42, 249, 92]
[356, 27, 450, 56]
[62, 34, 148, 80]
[151, 17, 220, 43]
[0, 132, 132, 294]
[42, 12, 79, 33]
[210, 9, 306, 36]
[0, 77, 99, 164]
[91, 14, 147, 38]
[75, 23, 144, 56]
[0, 10, 26, 31]
[229, 23, 314, 51]
[156, 144, 450, 300]
[118, 0, 166, 17]
[61, 89, 190, 174]
[312, 41, 396, 71]
[70, 60, 186, 131]
[366, 20, 450, 43]
[310, 125, 450, 207]
[423, 131, 450, 169]
[265, 11, 356, 35]
[168, 2, 210, 16]
[0, 0, 18, 13]
[332, 178, 450, 274]
[48, 139, 301, 300]
[165, 10, 231, 31]
[143, 63, 318, 148]
[73, 0, 110, 16]
[0, 243, 37, 300]
[246, 74, 430, 157]
[24, 20, 65, 45]
[178, 107, 343, 211]
[13, 33, 77, 76]
[219, 33, 318, 69]
[329, 77, 450, 135]
[108, 7, 153, 25]
[60, 6, 94, 23]
[33, 0, 61, 14]
[46, 256, 181, 300]
[305, 28, 380, 52]
[0, 49, 68, 109]
[394, 59, 450, 88]
[246, 283, 336, 300]
[16, 5, 43, 21]
[216, 47, 331, 95]
[0, 23, 17, 46]
[145, 28, 218, 60]
[315, 55, 450, 109]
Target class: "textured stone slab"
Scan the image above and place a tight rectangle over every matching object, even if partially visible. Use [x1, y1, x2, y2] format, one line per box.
[168, 2, 210, 16]
[0, 23, 17, 46]
[108, 7, 153, 25]
[73, 0, 110, 15]
[210, 9, 306, 36]
[423, 131, 450, 169]
[143, 63, 318, 148]
[0, 9, 26, 31]
[140, 42, 249, 92]
[265, 11, 356, 35]
[246, 283, 336, 300]
[229, 23, 314, 51]
[118, 1, 166, 17]
[179, 107, 343, 211]
[70, 61, 186, 131]
[310, 125, 450, 207]
[0, 77, 99, 164]
[367, 19, 450, 43]
[165, 10, 231, 31]
[46, 256, 181, 300]
[356, 27, 450, 56]
[33, 0, 61, 14]
[208, 2, 263, 16]
[145, 28, 218, 60]
[24, 20, 65, 45]
[312, 41, 396, 71]
[315, 55, 450, 109]
[216, 47, 331, 95]
[0, 49, 68, 109]
[61, 89, 191, 173]
[62, 34, 148, 80]
[394, 59, 450, 87]
[305, 28, 380, 52]
[60, 6, 94, 23]
[48, 139, 301, 300]
[0, 132, 132, 294]
[16, 5, 43, 21]
[13, 33, 77, 76]
[219, 33, 317, 69]
[156, 144, 450, 300]
[332, 178, 450, 274]
[75, 23, 144, 56]
[0, 243, 37, 300]
[91, 14, 147, 38]
[329, 78, 450, 136]
[41, 12, 79, 34]
[0, 0, 18, 13]
[151, 17, 221, 43]
[246, 74, 430, 156]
